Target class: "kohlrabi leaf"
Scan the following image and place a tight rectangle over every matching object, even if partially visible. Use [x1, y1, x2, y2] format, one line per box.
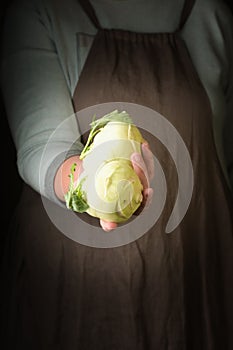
[70, 183, 89, 213]
[90, 110, 133, 129]
[79, 110, 133, 160]
[65, 163, 89, 213]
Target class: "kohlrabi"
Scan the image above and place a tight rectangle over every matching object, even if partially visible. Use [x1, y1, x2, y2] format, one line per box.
[65, 110, 146, 223]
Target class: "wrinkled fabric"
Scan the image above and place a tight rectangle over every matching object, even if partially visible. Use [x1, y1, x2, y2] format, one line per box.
[1, 0, 233, 349]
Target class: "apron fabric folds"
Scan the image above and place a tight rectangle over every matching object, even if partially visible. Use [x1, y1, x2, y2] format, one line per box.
[1, 0, 233, 349]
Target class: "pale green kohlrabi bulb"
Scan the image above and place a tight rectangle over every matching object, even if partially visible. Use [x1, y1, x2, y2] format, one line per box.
[65, 110, 146, 223]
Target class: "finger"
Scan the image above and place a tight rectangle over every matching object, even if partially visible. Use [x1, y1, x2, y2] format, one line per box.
[133, 187, 153, 216]
[143, 187, 153, 208]
[141, 143, 155, 180]
[130, 152, 149, 189]
[100, 219, 118, 232]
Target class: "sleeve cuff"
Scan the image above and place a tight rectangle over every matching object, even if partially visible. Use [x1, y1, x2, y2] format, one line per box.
[43, 142, 83, 207]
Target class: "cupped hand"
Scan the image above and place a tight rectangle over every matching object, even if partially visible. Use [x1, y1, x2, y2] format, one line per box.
[100, 142, 154, 232]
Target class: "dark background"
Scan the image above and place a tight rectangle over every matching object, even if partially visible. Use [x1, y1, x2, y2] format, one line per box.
[0, 1, 23, 258]
[0, 0, 232, 257]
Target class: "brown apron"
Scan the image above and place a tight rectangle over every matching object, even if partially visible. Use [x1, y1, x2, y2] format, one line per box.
[1, 0, 233, 349]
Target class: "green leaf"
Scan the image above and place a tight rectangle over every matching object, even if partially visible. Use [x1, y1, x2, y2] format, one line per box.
[65, 164, 89, 213]
[90, 110, 132, 129]
[71, 191, 89, 213]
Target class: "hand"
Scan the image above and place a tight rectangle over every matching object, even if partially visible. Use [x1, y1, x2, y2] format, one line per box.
[131, 142, 154, 208]
[100, 142, 154, 232]
[54, 145, 154, 232]
[54, 155, 83, 201]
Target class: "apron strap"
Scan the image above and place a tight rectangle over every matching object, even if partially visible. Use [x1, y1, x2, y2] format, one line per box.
[79, 0, 102, 30]
[177, 0, 196, 32]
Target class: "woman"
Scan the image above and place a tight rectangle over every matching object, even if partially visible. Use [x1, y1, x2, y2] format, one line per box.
[1, 0, 233, 349]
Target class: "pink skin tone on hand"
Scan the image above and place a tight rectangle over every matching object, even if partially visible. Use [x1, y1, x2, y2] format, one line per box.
[54, 142, 154, 232]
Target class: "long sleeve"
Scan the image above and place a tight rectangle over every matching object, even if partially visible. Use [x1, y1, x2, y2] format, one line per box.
[0, 0, 83, 202]
[180, 0, 233, 191]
